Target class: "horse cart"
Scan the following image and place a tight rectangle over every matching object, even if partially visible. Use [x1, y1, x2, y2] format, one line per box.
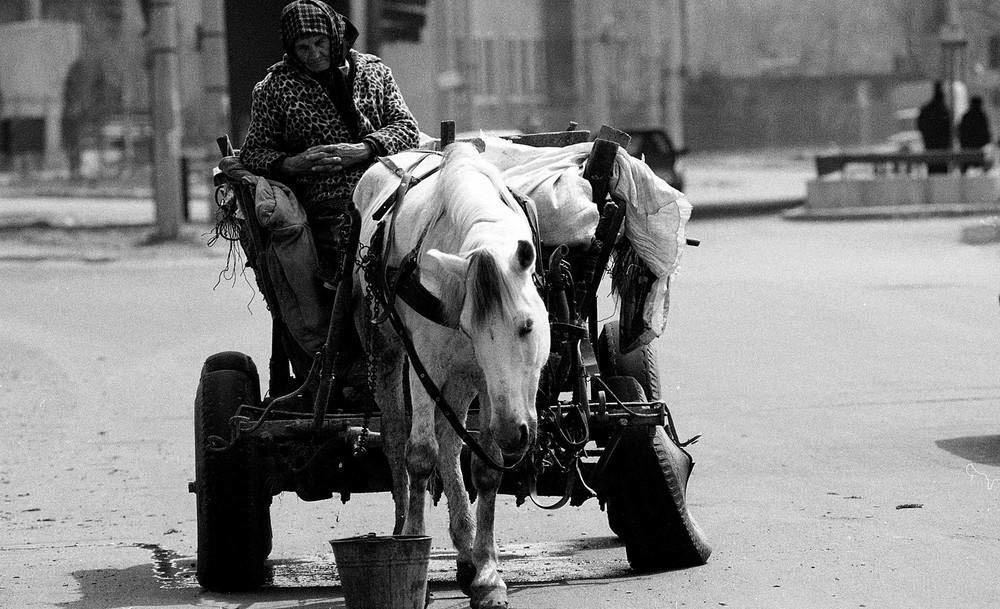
[192, 122, 711, 593]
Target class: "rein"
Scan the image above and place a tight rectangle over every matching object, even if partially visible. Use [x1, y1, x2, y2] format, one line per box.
[371, 152, 449, 326]
[364, 153, 533, 472]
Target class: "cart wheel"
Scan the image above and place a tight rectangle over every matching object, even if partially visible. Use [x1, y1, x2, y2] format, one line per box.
[597, 324, 711, 571]
[597, 320, 660, 401]
[606, 422, 712, 571]
[597, 377, 643, 539]
[194, 355, 272, 591]
[202, 351, 261, 392]
[597, 320, 659, 541]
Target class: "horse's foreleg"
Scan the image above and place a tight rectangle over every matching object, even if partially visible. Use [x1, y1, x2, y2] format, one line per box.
[364, 324, 409, 535]
[468, 425, 508, 609]
[402, 385, 438, 536]
[435, 395, 476, 596]
[385, 399, 410, 535]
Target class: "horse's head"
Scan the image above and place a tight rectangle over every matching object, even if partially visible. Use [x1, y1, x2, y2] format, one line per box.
[428, 240, 550, 458]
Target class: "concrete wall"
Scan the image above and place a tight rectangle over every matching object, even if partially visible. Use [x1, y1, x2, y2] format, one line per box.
[685, 72, 904, 151]
[806, 175, 1000, 209]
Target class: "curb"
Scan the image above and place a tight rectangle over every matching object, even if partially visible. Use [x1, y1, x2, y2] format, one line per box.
[783, 203, 1000, 221]
[0, 221, 222, 263]
[690, 198, 804, 219]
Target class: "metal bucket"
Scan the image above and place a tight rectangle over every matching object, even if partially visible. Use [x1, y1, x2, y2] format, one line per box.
[330, 534, 432, 609]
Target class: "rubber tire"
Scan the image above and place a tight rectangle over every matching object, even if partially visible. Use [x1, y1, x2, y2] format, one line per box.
[202, 351, 261, 395]
[599, 377, 639, 539]
[606, 423, 712, 571]
[597, 320, 660, 401]
[597, 319, 661, 540]
[194, 358, 272, 591]
[598, 325, 712, 570]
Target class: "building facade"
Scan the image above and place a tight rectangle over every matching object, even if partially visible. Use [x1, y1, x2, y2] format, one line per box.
[0, 10, 81, 169]
[4, 0, 1000, 170]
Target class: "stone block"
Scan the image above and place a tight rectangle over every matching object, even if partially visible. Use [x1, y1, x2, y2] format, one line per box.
[866, 177, 923, 206]
[806, 179, 864, 208]
[806, 174, 999, 209]
[961, 218, 1000, 244]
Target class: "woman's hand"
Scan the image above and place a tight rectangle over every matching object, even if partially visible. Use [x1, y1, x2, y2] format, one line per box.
[281, 142, 373, 175]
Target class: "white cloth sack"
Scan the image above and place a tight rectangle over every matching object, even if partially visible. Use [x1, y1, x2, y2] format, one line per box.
[479, 135, 692, 344]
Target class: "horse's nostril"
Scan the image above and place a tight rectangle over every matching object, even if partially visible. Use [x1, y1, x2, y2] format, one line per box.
[518, 423, 530, 448]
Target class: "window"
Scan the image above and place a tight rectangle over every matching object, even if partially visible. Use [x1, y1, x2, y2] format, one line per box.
[482, 38, 497, 95]
[990, 35, 1000, 69]
[470, 36, 542, 100]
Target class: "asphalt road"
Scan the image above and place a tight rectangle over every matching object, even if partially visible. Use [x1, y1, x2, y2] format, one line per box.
[1, 214, 999, 608]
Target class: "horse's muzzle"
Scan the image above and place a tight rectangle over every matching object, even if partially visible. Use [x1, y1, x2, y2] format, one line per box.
[495, 420, 533, 459]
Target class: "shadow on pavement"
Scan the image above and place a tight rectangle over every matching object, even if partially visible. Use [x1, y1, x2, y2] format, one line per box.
[57, 536, 636, 609]
[936, 435, 1000, 466]
[59, 543, 347, 609]
[59, 561, 346, 609]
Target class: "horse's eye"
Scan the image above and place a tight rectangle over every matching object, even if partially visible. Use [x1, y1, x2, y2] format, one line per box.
[518, 318, 533, 337]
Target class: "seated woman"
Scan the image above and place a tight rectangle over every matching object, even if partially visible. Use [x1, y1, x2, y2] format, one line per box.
[239, 0, 419, 398]
[240, 0, 419, 284]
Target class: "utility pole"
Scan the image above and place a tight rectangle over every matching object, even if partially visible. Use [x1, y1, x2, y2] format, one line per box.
[588, 2, 613, 129]
[200, 0, 229, 223]
[147, 0, 183, 240]
[940, 0, 968, 151]
[664, 0, 687, 148]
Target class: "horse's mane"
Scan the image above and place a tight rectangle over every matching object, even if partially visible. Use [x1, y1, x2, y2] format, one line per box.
[431, 143, 525, 327]
[433, 143, 521, 234]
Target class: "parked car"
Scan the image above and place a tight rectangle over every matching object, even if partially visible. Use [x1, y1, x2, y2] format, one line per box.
[621, 127, 688, 191]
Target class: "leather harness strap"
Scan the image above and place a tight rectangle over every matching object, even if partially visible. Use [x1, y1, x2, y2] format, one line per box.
[371, 153, 441, 222]
[367, 220, 520, 472]
[388, 249, 454, 327]
[384, 287, 522, 472]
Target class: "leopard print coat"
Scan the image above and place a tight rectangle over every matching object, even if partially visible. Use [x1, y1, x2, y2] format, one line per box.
[239, 50, 419, 209]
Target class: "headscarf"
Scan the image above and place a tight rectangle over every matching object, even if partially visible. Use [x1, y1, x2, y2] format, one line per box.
[280, 0, 358, 63]
[280, 0, 363, 138]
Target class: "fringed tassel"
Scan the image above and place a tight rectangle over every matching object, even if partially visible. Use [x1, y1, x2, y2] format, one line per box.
[609, 237, 643, 300]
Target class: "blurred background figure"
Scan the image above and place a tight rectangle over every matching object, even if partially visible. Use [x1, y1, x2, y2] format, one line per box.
[958, 95, 991, 174]
[917, 81, 951, 174]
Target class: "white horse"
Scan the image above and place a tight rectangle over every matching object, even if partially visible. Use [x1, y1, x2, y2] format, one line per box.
[353, 143, 551, 608]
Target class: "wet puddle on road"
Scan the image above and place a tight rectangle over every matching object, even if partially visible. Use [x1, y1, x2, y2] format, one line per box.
[137, 537, 631, 590]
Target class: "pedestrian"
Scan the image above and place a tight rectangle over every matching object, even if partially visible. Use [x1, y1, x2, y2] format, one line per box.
[238, 0, 419, 400]
[957, 95, 992, 174]
[916, 81, 952, 174]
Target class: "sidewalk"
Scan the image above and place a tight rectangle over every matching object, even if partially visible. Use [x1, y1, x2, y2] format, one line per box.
[2, 148, 998, 240]
[0, 150, 811, 229]
[682, 149, 812, 216]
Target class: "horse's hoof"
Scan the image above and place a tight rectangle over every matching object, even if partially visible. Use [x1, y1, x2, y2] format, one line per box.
[456, 560, 476, 597]
[470, 590, 508, 609]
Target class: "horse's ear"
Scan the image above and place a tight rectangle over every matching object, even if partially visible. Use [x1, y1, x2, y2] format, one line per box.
[514, 240, 534, 272]
[426, 249, 468, 279]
